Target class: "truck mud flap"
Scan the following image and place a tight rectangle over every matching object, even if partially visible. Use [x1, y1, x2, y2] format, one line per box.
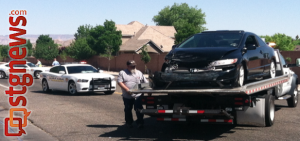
[236, 97, 266, 127]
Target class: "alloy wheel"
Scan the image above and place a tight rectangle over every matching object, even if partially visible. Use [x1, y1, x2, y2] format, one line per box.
[69, 82, 77, 94]
[270, 61, 276, 78]
[239, 66, 244, 86]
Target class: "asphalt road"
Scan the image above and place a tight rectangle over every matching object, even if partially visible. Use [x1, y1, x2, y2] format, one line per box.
[0, 78, 300, 141]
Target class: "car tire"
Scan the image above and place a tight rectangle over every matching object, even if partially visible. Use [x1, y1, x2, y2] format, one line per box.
[68, 81, 77, 95]
[287, 87, 298, 108]
[42, 80, 50, 92]
[0, 71, 6, 79]
[104, 91, 115, 95]
[34, 71, 41, 79]
[265, 94, 275, 127]
[268, 60, 276, 78]
[233, 65, 245, 87]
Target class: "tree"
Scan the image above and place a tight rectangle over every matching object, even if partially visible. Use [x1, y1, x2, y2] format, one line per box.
[74, 24, 92, 40]
[153, 3, 207, 44]
[88, 20, 122, 55]
[296, 35, 299, 40]
[67, 38, 95, 61]
[140, 45, 151, 74]
[0, 45, 9, 61]
[34, 35, 59, 61]
[60, 50, 68, 63]
[261, 33, 296, 51]
[100, 46, 114, 71]
[26, 39, 33, 56]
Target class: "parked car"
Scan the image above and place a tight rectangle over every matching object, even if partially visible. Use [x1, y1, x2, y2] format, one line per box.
[40, 64, 116, 95]
[151, 30, 277, 88]
[0, 62, 50, 79]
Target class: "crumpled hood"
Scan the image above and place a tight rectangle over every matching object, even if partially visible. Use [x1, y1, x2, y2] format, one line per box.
[68, 73, 114, 80]
[168, 47, 239, 62]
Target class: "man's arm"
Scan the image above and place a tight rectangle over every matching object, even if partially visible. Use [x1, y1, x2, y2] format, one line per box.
[118, 82, 130, 93]
[117, 71, 131, 94]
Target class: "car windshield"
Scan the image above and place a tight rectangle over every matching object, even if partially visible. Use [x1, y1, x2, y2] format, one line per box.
[67, 66, 98, 74]
[178, 33, 243, 48]
[27, 62, 36, 67]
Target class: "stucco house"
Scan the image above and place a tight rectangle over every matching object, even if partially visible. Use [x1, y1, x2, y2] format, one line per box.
[115, 21, 176, 54]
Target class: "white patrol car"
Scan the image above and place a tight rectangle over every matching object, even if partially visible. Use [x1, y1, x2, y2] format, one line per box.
[40, 64, 116, 95]
[0, 62, 50, 79]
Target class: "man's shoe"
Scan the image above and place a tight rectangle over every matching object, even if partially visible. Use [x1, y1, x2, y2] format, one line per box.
[137, 124, 144, 129]
[126, 123, 133, 128]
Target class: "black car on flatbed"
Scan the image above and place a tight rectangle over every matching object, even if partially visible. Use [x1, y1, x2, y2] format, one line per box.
[151, 30, 277, 88]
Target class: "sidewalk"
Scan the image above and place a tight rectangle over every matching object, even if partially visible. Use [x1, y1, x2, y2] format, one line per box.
[0, 106, 58, 141]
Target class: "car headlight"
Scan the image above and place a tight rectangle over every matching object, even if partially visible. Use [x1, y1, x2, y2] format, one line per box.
[210, 59, 238, 66]
[77, 79, 89, 83]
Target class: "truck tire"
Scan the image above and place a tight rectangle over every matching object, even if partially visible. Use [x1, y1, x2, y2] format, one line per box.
[287, 87, 298, 108]
[265, 94, 275, 127]
[0, 71, 6, 79]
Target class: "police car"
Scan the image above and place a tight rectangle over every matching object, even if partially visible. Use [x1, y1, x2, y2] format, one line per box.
[40, 64, 116, 95]
[0, 62, 50, 79]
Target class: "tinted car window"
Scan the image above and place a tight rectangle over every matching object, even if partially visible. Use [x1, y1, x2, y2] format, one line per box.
[279, 54, 286, 65]
[178, 33, 243, 48]
[14, 65, 27, 67]
[50, 66, 59, 73]
[27, 62, 36, 67]
[67, 66, 98, 74]
[245, 35, 259, 47]
[59, 66, 66, 73]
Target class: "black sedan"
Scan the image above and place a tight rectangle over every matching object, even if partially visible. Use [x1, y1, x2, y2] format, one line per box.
[151, 30, 276, 88]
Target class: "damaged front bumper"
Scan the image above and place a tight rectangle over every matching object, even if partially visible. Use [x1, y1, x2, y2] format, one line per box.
[150, 66, 239, 88]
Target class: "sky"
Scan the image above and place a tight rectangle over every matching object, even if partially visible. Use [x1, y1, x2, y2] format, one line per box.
[0, 0, 300, 38]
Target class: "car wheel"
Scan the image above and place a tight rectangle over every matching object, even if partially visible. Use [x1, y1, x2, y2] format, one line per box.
[34, 71, 41, 79]
[42, 80, 50, 92]
[0, 71, 6, 79]
[233, 65, 245, 87]
[68, 81, 77, 95]
[268, 61, 276, 78]
[265, 94, 275, 127]
[287, 87, 298, 108]
[104, 91, 115, 95]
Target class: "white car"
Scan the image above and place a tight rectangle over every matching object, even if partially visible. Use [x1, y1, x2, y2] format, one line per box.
[40, 64, 116, 95]
[0, 62, 50, 79]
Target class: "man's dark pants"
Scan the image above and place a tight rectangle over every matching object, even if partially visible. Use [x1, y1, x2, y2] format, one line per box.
[123, 96, 144, 125]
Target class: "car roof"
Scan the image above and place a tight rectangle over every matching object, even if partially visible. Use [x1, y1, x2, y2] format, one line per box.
[201, 30, 245, 34]
[61, 64, 92, 67]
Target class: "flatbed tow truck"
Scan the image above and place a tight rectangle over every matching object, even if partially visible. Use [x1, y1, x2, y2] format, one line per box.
[129, 50, 299, 127]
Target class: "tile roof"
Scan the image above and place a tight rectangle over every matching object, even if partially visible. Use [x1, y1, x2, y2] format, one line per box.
[116, 21, 176, 53]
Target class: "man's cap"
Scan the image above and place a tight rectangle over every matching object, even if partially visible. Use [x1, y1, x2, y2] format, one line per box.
[127, 60, 136, 66]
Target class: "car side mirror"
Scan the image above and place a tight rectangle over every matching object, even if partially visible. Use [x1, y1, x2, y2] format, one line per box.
[99, 70, 103, 73]
[246, 44, 257, 50]
[296, 58, 300, 67]
[172, 45, 177, 50]
[59, 71, 65, 74]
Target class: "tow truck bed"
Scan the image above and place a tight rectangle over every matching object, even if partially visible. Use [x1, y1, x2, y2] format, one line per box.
[130, 74, 290, 95]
